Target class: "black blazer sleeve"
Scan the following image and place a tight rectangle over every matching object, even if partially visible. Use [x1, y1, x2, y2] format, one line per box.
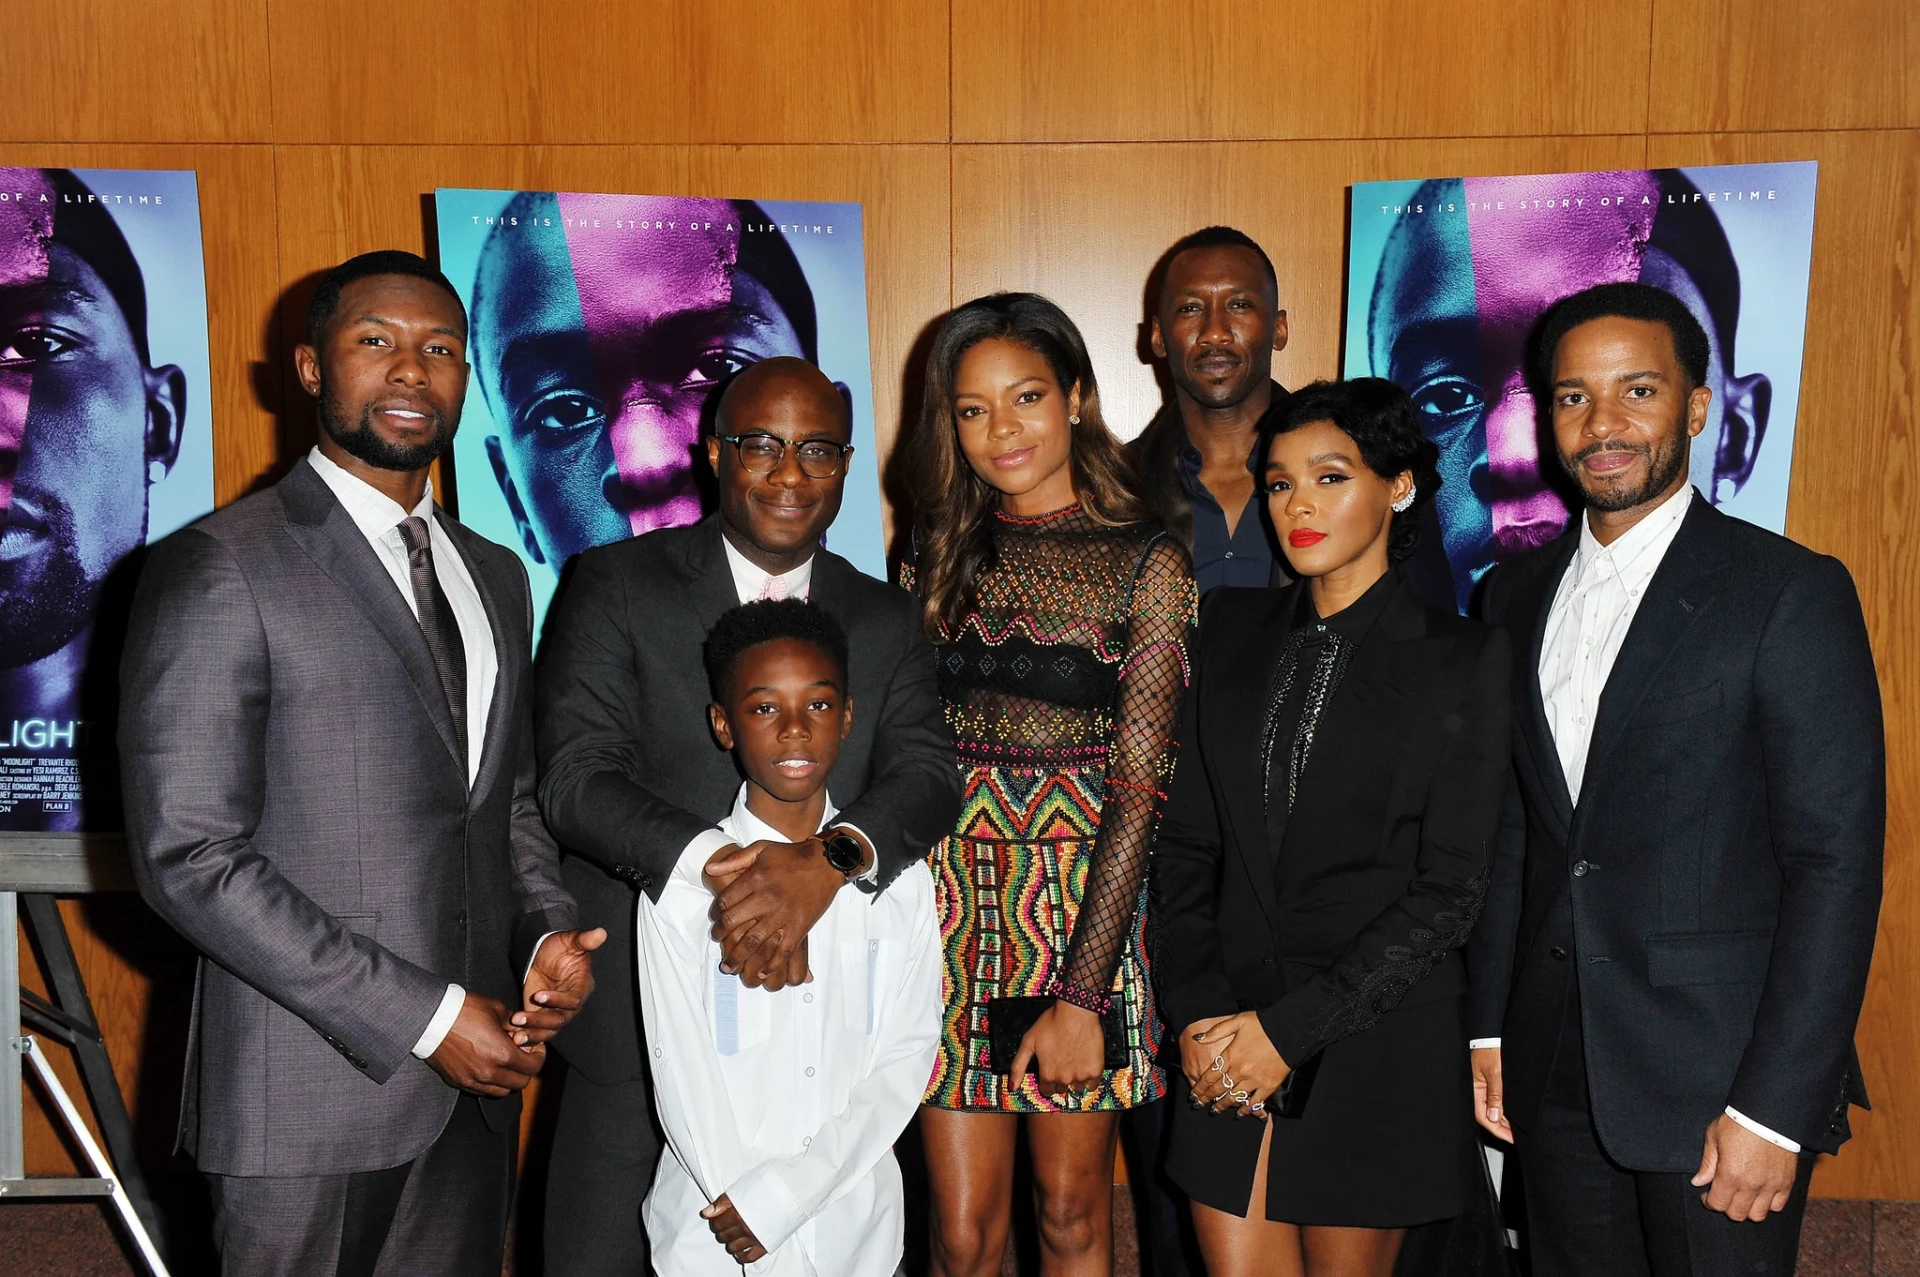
[1725, 555, 1884, 1144]
[1465, 567, 1526, 1042]
[1151, 594, 1241, 1035]
[536, 547, 717, 899]
[830, 600, 963, 888]
[1258, 627, 1512, 1069]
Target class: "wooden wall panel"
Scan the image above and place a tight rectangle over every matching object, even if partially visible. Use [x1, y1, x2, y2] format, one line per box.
[267, 0, 949, 145]
[1649, 0, 1920, 133]
[950, 136, 1649, 438]
[1647, 128, 1920, 1201]
[951, 0, 1653, 142]
[0, 0, 272, 144]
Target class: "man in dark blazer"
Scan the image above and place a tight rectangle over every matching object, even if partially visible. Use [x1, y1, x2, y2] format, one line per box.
[120, 251, 603, 1276]
[535, 356, 960, 1275]
[1467, 282, 1884, 1276]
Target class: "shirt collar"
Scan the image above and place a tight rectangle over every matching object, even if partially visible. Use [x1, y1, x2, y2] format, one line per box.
[723, 782, 838, 845]
[307, 445, 434, 541]
[720, 532, 815, 603]
[1305, 565, 1400, 641]
[1573, 482, 1695, 583]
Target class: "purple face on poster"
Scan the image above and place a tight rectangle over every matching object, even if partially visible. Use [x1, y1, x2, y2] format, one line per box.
[1355, 166, 1802, 611]
[468, 193, 820, 572]
[0, 168, 206, 832]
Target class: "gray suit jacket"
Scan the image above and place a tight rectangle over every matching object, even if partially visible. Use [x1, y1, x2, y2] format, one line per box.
[119, 459, 577, 1177]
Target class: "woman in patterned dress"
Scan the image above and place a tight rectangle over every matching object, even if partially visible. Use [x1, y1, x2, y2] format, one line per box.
[902, 293, 1195, 1277]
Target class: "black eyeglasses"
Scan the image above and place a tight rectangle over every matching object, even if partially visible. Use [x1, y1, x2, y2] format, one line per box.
[718, 433, 854, 479]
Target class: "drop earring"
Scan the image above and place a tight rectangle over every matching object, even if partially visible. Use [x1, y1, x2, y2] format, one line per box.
[1391, 485, 1416, 513]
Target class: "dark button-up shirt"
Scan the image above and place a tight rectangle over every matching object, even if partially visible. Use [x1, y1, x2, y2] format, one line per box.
[1178, 440, 1274, 594]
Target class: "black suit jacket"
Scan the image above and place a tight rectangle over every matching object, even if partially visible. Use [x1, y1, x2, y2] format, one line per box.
[1467, 495, 1884, 1167]
[1155, 573, 1509, 1067]
[535, 517, 962, 1083]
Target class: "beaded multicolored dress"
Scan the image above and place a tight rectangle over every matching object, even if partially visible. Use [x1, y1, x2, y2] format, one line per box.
[904, 504, 1195, 1112]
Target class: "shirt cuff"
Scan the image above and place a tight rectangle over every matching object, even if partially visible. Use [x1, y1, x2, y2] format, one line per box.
[524, 932, 561, 983]
[1726, 1106, 1802, 1154]
[827, 822, 880, 884]
[1468, 1038, 1502, 1049]
[671, 827, 737, 893]
[410, 983, 466, 1059]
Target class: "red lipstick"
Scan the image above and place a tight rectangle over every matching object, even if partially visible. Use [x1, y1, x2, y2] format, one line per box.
[1288, 529, 1327, 548]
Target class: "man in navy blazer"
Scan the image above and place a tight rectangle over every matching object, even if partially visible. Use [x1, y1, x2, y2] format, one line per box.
[1467, 282, 1883, 1277]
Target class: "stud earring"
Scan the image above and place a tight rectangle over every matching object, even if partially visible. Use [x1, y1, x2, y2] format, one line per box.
[1068, 414, 1081, 426]
[148, 460, 168, 484]
[1391, 485, 1417, 513]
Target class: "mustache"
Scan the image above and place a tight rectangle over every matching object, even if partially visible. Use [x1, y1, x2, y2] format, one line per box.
[1570, 440, 1651, 467]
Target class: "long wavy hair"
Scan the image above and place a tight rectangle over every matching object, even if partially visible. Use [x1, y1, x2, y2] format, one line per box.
[906, 292, 1151, 640]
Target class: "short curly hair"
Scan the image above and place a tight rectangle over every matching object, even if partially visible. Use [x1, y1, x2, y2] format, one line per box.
[702, 599, 850, 702]
[1269, 378, 1441, 564]
[1534, 281, 1710, 391]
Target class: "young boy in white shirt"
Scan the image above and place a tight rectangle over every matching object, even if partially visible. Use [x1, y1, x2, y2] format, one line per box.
[634, 599, 941, 1275]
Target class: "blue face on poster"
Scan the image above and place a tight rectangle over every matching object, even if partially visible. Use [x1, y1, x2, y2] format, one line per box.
[0, 173, 186, 708]
[468, 194, 819, 575]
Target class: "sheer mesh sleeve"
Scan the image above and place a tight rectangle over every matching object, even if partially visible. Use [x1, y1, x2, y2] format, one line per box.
[1061, 534, 1196, 998]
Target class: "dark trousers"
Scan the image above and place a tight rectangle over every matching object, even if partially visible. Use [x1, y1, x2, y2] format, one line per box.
[543, 1067, 662, 1277]
[1514, 995, 1811, 1277]
[207, 1094, 514, 1277]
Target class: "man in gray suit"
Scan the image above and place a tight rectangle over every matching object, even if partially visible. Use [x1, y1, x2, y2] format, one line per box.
[119, 250, 605, 1276]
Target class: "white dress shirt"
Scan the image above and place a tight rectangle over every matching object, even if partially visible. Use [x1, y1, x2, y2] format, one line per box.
[1470, 485, 1798, 1153]
[674, 538, 877, 882]
[637, 786, 941, 1275]
[306, 448, 498, 1061]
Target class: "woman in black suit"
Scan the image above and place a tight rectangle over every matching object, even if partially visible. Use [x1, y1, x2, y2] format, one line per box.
[1153, 378, 1511, 1277]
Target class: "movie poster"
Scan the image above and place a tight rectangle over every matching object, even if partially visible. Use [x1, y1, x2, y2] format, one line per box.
[1343, 161, 1818, 612]
[0, 168, 214, 833]
[435, 190, 884, 641]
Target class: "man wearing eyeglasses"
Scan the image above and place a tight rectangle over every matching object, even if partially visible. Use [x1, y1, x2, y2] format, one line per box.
[534, 356, 961, 1275]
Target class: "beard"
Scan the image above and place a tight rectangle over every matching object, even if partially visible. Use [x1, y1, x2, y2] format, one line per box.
[0, 489, 99, 668]
[1562, 409, 1691, 514]
[318, 387, 455, 472]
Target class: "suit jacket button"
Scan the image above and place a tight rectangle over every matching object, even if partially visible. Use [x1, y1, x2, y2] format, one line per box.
[1260, 957, 1277, 969]
[1550, 946, 1568, 961]
[1572, 860, 1592, 877]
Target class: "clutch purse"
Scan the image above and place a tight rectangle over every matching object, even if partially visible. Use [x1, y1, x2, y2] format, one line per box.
[1272, 1050, 1322, 1119]
[987, 996, 1128, 1077]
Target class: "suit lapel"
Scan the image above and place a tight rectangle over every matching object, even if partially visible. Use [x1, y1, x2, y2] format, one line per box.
[439, 513, 513, 806]
[685, 518, 746, 629]
[1513, 534, 1580, 839]
[1224, 585, 1302, 931]
[1580, 498, 1729, 796]
[279, 460, 465, 772]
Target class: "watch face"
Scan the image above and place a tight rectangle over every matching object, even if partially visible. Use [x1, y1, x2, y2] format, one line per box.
[825, 834, 863, 874]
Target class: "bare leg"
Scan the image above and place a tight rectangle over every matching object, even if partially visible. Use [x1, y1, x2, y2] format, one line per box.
[1026, 1110, 1122, 1276]
[1191, 1120, 1305, 1277]
[923, 1107, 1019, 1277]
[1301, 1224, 1406, 1277]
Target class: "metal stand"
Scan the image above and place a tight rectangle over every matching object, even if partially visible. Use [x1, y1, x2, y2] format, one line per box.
[1, 835, 170, 1276]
